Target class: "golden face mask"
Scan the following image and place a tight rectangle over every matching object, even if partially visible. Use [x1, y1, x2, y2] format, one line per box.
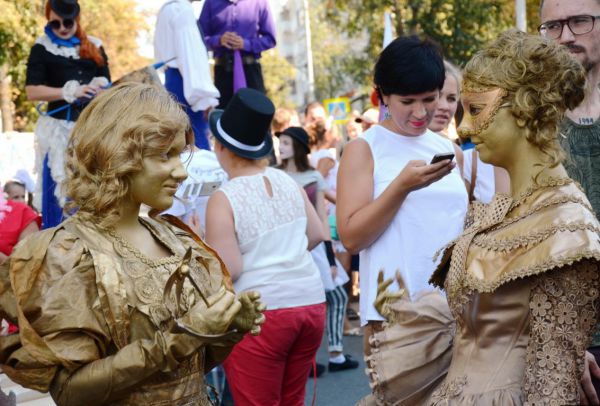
[458, 86, 509, 139]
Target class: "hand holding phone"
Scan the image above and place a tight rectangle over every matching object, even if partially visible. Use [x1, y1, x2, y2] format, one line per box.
[430, 152, 455, 164]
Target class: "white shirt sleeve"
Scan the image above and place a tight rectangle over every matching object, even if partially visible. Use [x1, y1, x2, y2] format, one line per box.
[463, 148, 473, 184]
[155, 1, 219, 112]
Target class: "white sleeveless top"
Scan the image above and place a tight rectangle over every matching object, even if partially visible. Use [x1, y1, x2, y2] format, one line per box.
[218, 167, 325, 310]
[359, 125, 468, 325]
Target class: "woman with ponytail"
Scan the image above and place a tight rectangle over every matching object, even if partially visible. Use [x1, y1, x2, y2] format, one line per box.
[26, 0, 110, 229]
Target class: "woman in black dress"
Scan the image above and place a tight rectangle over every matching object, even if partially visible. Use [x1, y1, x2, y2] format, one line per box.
[26, 0, 110, 229]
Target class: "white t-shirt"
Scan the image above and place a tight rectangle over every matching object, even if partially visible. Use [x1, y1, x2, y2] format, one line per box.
[164, 150, 227, 230]
[359, 126, 468, 325]
[310, 148, 338, 216]
[219, 167, 325, 310]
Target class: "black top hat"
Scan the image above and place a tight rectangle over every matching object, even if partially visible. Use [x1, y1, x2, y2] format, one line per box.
[276, 126, 310, 154]
[50, 0, 80, 20]
[209, 88, 275, 160]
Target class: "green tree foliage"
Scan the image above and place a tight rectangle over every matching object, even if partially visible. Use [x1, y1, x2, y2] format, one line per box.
[79, 0, 149, 80]
[0, 0, 148, 130]
[309, 0, 371, 103]
[0, 0, 43, 130]
[317, 0, 542, 101]
[261, 48, 296, 108]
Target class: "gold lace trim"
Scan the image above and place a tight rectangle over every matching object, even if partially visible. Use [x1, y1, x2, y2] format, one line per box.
[508, 177, 575, 211]
[472, 221, 600, 252]
[488, 194, 594, 233]
[523, 263, 600, 405]
[463, 249, 600, 294]
[430, 376, 468, 401]
[105, 221, 181, 267]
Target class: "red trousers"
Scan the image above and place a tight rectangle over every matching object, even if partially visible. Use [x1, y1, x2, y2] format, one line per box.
[223, 303, 326, 406]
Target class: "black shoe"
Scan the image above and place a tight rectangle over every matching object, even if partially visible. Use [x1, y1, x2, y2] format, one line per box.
[346, 308, 359, 321]
[309, 362, 326, 378]
[328, 354, 359, 372]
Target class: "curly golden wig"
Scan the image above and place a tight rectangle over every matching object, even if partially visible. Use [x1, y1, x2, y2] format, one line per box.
[462, 29, 586, 166]
[64, 82, 193, 227]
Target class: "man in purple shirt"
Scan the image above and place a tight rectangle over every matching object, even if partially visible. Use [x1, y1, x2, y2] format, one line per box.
[199, 0, 276, 108]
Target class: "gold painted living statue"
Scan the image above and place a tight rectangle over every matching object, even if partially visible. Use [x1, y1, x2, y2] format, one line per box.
[367, 29, 600, 405]
[0, 83, 265, 405]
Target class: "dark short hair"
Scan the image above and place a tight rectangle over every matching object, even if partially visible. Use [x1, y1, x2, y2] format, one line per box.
[374, 35, 445, 98]
[3, 180, 25, 194]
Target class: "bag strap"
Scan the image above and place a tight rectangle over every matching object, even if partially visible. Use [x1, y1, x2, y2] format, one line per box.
[468, 148, 478, 202]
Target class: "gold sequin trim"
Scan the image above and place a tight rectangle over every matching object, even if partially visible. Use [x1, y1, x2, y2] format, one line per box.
[472, 221, 600, 252]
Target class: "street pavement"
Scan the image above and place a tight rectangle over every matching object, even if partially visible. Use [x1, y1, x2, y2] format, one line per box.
[304, 300, 370, 406]
[304, 333, 370, 406]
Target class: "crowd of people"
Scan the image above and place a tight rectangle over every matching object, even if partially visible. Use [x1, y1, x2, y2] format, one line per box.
[0, 0, 599, 405]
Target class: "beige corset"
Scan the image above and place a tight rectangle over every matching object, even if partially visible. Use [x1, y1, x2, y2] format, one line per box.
[431, 279, 530, 404]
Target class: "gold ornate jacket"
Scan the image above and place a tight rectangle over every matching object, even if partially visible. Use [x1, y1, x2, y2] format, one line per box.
[0, 214, 233, 406]
[428, 179, 600, 405]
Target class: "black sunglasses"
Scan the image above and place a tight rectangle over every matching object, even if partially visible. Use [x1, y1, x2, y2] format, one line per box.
[48, 18, 75, 31]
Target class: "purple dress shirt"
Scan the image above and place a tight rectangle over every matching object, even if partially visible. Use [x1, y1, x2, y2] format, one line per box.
[198, 0, 276, 59]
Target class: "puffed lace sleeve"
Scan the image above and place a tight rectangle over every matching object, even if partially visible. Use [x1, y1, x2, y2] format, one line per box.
[524, 260, 600, 405]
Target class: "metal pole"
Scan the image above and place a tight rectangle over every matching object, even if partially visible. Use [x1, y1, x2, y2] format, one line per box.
[515, 0, 527, 32]
[303, 0, 315, 102]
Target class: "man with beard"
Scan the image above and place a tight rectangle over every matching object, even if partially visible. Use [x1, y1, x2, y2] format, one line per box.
[539, 0, 600, 403]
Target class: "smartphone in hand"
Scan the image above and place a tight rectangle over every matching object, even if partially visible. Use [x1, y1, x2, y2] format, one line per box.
[430, 152, 455, 164]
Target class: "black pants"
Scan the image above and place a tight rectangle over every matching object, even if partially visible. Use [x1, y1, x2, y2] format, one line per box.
[215, 62, 266, 109]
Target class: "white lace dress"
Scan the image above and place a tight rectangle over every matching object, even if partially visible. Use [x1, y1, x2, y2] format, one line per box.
[218, 167, 324, 310]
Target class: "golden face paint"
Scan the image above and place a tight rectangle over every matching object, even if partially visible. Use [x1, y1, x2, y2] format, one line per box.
[458, 86, 508, 139]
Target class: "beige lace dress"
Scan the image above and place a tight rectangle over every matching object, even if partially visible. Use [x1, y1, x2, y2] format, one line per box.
[0, 214, 234, 406]
[364, 179, 600, 405]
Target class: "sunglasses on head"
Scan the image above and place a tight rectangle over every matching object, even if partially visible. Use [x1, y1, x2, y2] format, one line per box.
[48, 18, 74, 31]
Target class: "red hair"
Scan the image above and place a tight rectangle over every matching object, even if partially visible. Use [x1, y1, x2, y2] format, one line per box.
[45, 1, 105, 67]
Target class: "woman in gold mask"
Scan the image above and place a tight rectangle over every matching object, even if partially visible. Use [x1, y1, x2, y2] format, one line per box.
[371, 29, 600, 405]
[0, 83, 265, 405]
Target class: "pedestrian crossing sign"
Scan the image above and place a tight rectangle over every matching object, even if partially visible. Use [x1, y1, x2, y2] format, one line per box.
[323, 97, 351, 124]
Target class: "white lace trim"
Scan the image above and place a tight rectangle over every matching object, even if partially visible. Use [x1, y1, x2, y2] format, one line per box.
[62, 80, 80, 103]
[33, 116, 75, 210]
[36, 35, 79, 59]
[219, 168, 305, 244]
[35, 35, 103, 59]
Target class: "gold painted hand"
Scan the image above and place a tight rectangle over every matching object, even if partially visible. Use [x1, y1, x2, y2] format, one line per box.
[231, 291, 266, 336]
[373, 270, 406, 320]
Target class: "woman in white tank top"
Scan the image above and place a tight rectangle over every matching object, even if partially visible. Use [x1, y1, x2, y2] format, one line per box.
[337, 36, 468, 405]
[204, 89, 327, 406]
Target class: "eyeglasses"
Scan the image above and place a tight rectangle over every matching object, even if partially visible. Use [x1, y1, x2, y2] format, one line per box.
[538, 15, 600, 39]
[48, 18, 75, 31]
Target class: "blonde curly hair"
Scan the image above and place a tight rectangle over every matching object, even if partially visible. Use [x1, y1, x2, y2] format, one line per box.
[64, 82, 192, 227]
[462, 29, 586, 166]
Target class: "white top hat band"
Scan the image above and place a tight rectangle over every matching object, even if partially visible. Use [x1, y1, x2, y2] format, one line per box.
[217, 119, 265, 152]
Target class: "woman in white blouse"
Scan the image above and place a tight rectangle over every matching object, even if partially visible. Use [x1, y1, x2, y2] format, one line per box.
[205, 89, 327, 406]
